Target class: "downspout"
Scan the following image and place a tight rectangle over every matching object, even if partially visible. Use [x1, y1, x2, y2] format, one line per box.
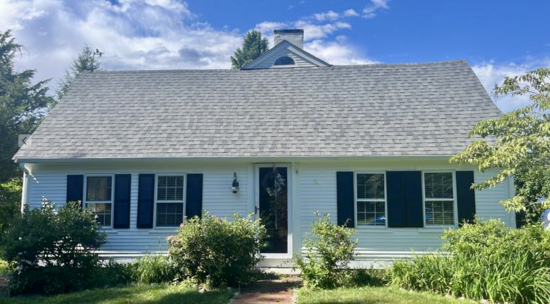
[19, 163, 30, 213]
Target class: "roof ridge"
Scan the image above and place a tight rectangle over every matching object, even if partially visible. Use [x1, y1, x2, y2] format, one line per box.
[83, 60, 468, 74]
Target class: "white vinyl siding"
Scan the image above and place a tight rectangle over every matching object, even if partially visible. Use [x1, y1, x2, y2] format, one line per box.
[23, 159, 513, 263]
[298, 161, 514, 262]
[25, 162, 250, 254]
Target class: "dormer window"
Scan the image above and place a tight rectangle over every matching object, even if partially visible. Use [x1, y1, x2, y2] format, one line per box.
[274, 56, 295, 66]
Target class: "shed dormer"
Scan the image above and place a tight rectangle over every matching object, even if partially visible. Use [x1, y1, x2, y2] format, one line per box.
[241, 29, 330, 70]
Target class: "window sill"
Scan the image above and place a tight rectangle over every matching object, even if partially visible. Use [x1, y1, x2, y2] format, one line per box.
[100, 228, 118, 235]
[417, 227, 453, 233]
[148, 228, 179, 234]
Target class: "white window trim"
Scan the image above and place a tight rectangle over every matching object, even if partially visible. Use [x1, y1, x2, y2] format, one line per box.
[422, 171, 458, 228]
[83, 174, 115, 228]
[153, 173, 186, 229]
[354, 171, 388, 229]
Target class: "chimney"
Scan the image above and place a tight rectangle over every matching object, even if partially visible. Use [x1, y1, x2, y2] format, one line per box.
[274, 29, 304, 49]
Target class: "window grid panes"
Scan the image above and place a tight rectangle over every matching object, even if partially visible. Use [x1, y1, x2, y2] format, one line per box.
[157, 176, 184, 201]
[86, 176, 112, 201]
[86, 203, 112, 226]
[424, 173, 455, 226]
[356, 174, 386, 226]
[156, 203, 184, 227]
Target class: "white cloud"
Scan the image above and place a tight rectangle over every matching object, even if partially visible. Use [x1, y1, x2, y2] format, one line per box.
[363, 0, 390, 18]
[343, 9, 359, 17]
[1, 0, 380, 93]
[306, 38, 378, 65]
[472, 59, 550, 112]
[313, 10, 339, 21]
[0, 0, 241, 91]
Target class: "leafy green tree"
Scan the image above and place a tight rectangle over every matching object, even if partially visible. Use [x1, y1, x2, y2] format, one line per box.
[54, 44, 101, 106]
[0, 30, 52, 233]
[230, 30, 269, 69]
[451, 68, 550, 223]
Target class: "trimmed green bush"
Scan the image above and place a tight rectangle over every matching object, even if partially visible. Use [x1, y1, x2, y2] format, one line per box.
[1, 200, 106, 295]
[168, 212, 266, 288]
[132, 254, 175, 284]
[391, 219, 550, 304]
[295, 212, 358, 289]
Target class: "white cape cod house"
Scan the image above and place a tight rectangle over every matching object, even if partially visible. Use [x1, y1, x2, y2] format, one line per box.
[13, 29, 515, 267]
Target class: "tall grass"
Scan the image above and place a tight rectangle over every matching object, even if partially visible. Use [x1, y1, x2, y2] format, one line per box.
[132, 255, 175, 284]
[391, 220, 550, 304]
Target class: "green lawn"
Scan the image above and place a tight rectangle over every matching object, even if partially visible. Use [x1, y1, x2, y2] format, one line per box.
[298, 286, 477, 304]
[0, 284, 234, 304]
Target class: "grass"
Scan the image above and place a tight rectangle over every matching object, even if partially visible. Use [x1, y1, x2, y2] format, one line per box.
[0, 261, 6, 275]
[0, 284, 234, 304]
[298, 286, 477, 304]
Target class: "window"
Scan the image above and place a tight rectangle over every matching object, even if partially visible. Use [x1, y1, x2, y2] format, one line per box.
[424, 172, 455, 226]
[356, 173, 386, 226]
[156, 175, 185, 227]
[274, 56, 295, 66]
[85, 176, 113, 227]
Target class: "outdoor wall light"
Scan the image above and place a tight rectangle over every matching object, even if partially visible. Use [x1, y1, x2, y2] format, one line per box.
[232, 172, 239, 193]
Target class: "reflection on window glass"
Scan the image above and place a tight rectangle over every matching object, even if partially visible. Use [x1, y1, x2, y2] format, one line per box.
[424, 173, 454, 226]
[156, 203, 184, 227]
[157, 176, 184, 201]
[424, 173, 453, 199]
[87, 203, 112, 226]
[86, 177, 112, 201]
[356, 174, 386, 226]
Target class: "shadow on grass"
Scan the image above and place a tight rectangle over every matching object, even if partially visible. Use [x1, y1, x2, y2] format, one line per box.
[0, 284, 233, 304]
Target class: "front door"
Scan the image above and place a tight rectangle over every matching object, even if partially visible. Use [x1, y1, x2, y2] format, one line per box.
[257, 165, 289, 254]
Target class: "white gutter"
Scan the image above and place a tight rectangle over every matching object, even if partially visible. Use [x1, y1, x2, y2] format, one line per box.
[14, 155, 455, 164]
[19, 163, 30, 212]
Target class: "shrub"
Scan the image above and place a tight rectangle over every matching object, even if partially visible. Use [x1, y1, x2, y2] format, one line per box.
[132, 254, 175, 284]
[294, 212, 357, 289]
[391, 219, 550, 304]
[168, 212, 266, 288]
[1, 200, 106, 295]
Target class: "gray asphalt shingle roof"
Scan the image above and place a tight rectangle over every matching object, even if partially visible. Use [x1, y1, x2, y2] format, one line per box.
[14, 60, 502, 161]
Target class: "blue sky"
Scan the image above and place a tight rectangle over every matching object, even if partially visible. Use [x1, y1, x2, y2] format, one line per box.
[1, 0, 549, 112]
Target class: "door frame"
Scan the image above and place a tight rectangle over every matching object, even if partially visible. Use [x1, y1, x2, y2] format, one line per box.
[254, 163, 293, 259]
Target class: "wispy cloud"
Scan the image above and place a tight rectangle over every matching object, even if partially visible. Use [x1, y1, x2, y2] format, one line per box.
[313, 10, 339, 21]
[363, 0, 390, 18]
[343, 9, 359, 17]
[472, 58, 550, 112]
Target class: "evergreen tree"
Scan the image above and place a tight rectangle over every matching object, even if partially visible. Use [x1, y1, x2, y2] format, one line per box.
[0, 30, 52, 233]
[230, 30, 269, 69]
[54, 45, 101, 106]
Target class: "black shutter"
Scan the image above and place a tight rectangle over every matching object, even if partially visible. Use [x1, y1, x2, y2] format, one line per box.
[387, 171, 423, 228]
[137, 174, 155, 228]
[456, 171, 476, 225]
[336, 172, 355, 227]
[186, 174, 203, 219]
[113, 174, 132, 229]
[67, 175, 84, 207]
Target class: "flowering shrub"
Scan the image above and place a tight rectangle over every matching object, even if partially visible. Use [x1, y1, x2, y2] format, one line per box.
[168, 212, 266, 288]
